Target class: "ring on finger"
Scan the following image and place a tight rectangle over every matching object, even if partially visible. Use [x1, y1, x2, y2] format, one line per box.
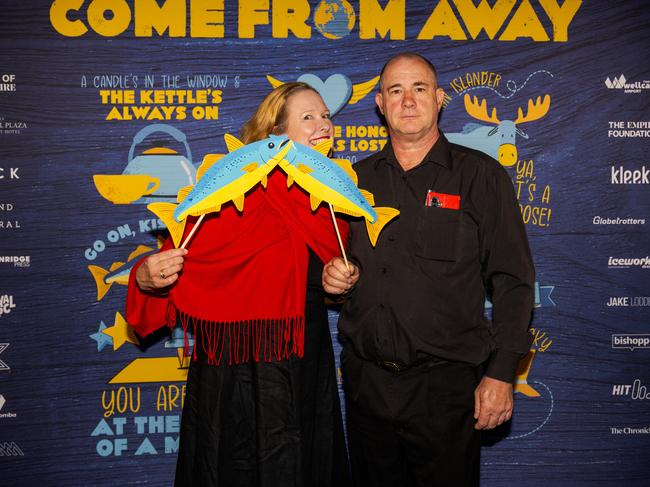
[160, 270, 166, 280]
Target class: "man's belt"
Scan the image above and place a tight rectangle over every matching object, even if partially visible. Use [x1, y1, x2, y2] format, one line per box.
[376, 357, 441, 374]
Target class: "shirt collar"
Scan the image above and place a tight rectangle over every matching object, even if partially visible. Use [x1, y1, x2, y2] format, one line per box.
[376, 132, 453, 171]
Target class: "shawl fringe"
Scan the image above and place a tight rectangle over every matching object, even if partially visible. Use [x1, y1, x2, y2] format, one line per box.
[167, 302, 305, 366]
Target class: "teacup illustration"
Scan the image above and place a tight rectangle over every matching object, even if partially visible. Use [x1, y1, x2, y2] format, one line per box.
[94, 174, 160, 204]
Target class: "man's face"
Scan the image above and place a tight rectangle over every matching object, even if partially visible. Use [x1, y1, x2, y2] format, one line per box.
[376, 57, 445, 141]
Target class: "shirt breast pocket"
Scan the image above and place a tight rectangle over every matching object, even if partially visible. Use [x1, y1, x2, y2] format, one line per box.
[414, 208, 461, 262]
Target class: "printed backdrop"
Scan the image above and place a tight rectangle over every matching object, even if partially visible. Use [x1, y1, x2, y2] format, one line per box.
[1, 1, 649, 485]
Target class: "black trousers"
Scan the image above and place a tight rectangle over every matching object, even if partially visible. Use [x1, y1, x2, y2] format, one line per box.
[341, 347, 482, 487]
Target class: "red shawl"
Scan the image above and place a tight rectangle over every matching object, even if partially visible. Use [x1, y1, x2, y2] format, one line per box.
[126, 168, 348, 365]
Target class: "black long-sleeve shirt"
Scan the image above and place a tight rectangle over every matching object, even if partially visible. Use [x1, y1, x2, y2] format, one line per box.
[339, 134, 534, 383]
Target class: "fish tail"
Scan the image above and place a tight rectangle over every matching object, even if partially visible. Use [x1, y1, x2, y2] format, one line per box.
[147, 202, 186, 248]
[88, 265, 111, 301]
[365, 207, 400, 247]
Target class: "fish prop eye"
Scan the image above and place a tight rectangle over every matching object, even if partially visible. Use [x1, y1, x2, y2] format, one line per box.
[268, 142, 275, 149]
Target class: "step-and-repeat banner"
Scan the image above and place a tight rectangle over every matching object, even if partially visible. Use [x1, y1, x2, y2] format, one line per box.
[1, 1, 649, 485]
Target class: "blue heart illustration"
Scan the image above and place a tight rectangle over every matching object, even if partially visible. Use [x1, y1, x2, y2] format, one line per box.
[298, 73, 352, 116]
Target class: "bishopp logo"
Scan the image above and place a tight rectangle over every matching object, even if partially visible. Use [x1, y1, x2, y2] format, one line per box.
[0, 394, 17, 419]
[605, 74, 650, 93]
[612, 334, 650, 351]
[0, 295, 16, 317]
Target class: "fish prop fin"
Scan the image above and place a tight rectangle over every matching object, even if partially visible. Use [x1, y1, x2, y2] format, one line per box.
[349, 76, 380, 105]
[287, 174, 294, 187]
[359, 188, 375, 206]
[232, 194, 245, 212]
[147, 202, 186, 248]
[261, 175, 268, 188]
[127, 245, 154, 261]
[312, 138, 332, 156]
[177, 185, 194, 203]
[266, 74, 284, 89]
[242, 162, 259, 173]
[332, 205, 363, 218]
[365, 207, 400, 247]
[109, 262, 124, 272]
[310, 194, 322, 211]
[297, 164, 314, 174]
[197, 154, 224, 181]
[332, 158, 358, 185]
[224, 133, 245, 153]
[88, 265, 111, 301]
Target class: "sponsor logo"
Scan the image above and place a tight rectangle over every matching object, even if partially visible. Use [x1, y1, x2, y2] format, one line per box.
[608, 121, 650, 138]
[0, 394, 17, 419]
[0, 74, 16, 93]
[612, 334, 650, 350]
[0, 442, 23, 456]
[608, 257, 650, 269]
[606, 296, 650, 307]
[611, 165, 649, 184]
[593, 216, 645, 225]
[0, 295, 16, 317]
[0, 116, 28, 135]
[612, 379, 650, 399]
[605, 74, 650, 93]
[0, 256, 30, 268]
[0, 202, 20, 230]
[610, 426, 650, 435]
[0, 343, 9, 371]
[0, 167, 19, 180]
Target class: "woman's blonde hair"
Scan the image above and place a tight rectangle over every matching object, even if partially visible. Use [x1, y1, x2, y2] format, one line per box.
[240, 82, 319, 144]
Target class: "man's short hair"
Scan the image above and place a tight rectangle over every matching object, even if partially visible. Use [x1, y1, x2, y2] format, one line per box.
[379, 52, 438, 90]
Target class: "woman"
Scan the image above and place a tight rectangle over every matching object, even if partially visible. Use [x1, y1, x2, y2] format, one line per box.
[126, 82, 351, 487]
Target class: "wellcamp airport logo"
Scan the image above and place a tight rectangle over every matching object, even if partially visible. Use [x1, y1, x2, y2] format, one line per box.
[605, 74, 650, 93]
[0, 394, 17, 419]
[0, 256, 30, 268]
[608, 257, 650, 269]
[612, 334, 650, 351]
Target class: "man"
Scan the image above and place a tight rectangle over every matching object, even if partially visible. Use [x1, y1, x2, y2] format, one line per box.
[322, 52, 534, 487]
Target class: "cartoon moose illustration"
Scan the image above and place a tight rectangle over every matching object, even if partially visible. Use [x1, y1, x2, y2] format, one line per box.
[447, 94, 551, 166]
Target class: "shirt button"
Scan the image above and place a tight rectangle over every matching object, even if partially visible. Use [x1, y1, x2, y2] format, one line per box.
[388, 236, 395, 242]
[379, 304, 385, 310]
[381, 267, 387, 274]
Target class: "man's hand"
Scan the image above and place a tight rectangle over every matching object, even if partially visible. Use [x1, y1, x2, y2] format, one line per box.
[136, 248, 188, 292]
[322, 257, 360, 295]
[473, 376, 513, 430]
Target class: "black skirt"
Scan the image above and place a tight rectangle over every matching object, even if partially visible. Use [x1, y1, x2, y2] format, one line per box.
[175, 252, 350, 487]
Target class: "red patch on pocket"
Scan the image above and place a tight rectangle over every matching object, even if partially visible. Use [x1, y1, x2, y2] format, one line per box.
[425, 191, 461, 210]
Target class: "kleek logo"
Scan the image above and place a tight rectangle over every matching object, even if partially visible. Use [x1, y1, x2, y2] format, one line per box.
[608, 121, 650, 138]
[607, 257, 650, 269]
[612, 334, 650, 351]
[0, 256, 30, 268]
[612, 380, 650, 399]
[49, 0, 582, 42]
[0, 74, 16, 92]
[0, 343, 9, 371]
[611, 165, 649, 184]
[593, 216, 645, 225]
[605, 74, 650, 93]
[0, 295, 16, 317]
[606, 296, 650, 307]
[0, 394, 17, 419]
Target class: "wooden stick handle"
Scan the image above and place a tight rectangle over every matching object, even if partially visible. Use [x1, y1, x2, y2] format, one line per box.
[328, 204, 349, 271]
[180, 214, 205, 249]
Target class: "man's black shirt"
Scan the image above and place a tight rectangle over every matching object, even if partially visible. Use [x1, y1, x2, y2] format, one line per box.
[339, 134, 534, 383]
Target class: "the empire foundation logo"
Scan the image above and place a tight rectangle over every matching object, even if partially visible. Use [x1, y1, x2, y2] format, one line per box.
[0, 74, 16, 93]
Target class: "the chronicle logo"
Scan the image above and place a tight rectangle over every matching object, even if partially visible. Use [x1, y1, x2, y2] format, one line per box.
[612, 379, 650, 399]
[610, 165, 649, 184]
[0, 295, 15, 317]
[605, 74, 650, 93]
[612, 334, 650, 350]
[610, 426, 650, 435]
[608, 257, 650, 269]
[0, 256, 30, 268]
[0, 394, 17, 419]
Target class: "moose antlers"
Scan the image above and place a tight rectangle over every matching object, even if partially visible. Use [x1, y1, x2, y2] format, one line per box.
[514, 95, 551, 124]
[464, 94, 551, 125]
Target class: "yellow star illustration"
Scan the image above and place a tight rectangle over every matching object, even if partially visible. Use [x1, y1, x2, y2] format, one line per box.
[102, 311, 140, 351]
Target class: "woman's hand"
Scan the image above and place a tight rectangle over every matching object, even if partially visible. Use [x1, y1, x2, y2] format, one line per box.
[136, 248, 188, 292]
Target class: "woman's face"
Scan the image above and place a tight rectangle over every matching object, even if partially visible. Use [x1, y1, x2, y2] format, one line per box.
[282, 90, 333, 147]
